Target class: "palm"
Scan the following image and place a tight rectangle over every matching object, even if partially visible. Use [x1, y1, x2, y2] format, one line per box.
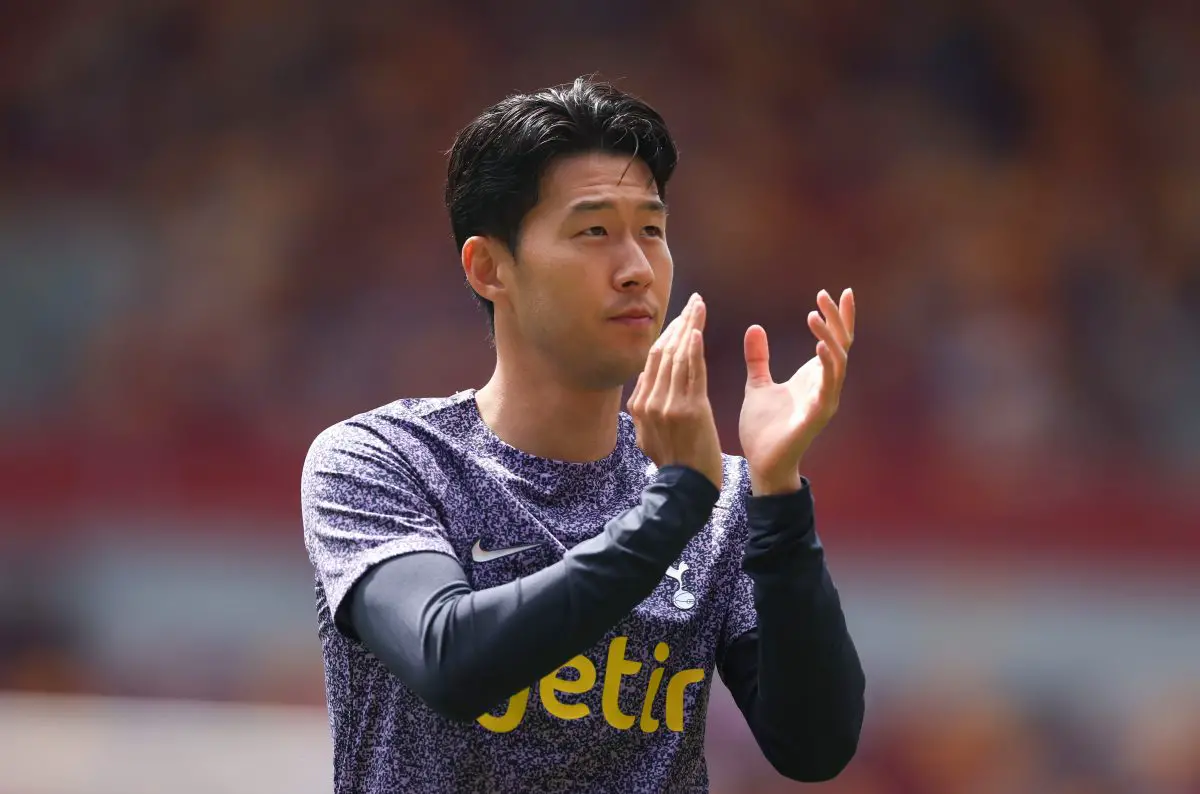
[739, 356, 830, 473]
[738, 289, 855, 487]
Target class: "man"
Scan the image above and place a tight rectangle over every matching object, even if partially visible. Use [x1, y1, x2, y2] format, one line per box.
[301, 77, 865, 793]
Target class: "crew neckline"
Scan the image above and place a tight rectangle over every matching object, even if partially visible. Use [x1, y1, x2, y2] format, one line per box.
[456, 388, 632, 477]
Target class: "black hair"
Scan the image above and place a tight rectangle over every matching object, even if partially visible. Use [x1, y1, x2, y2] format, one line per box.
[445, 76, 679, 325]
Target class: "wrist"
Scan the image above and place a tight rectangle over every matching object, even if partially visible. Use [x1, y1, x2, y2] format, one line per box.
[749, 466, 804, 496]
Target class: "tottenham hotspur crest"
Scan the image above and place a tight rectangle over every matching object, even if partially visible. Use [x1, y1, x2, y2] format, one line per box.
[665, 562, 695, 611]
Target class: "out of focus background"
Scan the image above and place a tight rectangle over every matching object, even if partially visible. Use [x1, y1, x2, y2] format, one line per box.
[1, 0, 1198, 792]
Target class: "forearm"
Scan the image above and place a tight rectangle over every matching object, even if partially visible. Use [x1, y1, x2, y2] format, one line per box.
[350, 465, 719, 722]
[724, 484, 865, 781]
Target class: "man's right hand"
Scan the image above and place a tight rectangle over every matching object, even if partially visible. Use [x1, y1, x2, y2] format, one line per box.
[628, 293, 724, 491]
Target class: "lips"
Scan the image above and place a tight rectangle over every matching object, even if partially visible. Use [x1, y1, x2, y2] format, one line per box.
[609, 310, 654, 327]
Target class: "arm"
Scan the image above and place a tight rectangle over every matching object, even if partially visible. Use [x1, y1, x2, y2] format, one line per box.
[349, 465, 718, 723]
[718, 482, 864, 782]
[731, 286, 864, 779]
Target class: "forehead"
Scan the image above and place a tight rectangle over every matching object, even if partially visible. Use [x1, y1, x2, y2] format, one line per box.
[536, 152, 659, 210]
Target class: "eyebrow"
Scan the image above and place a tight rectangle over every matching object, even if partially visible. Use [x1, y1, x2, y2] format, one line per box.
[567, 198, 668, 215]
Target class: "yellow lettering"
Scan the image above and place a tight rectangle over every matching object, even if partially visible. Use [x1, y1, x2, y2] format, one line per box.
[665, 668, 706, 732]
[601, 636, 642, 730]
[639, 642, 670, 733]
[477, 638, 704, 734]
[477, 687, 529, 733]
[540, 655, 596, 720]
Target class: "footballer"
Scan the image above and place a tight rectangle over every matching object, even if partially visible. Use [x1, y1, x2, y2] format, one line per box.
[301, 77, 865, 793]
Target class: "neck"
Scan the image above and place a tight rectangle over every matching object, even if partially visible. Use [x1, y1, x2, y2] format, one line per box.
[475, 356, 625, 464]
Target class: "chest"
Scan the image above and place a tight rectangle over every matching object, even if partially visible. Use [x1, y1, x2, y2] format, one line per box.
[430, 470, 746, 739]
[437, 466, 643, 579]
[449, 485, 736, 651]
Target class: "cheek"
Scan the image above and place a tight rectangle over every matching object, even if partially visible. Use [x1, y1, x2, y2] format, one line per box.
[512, 240, 576, 308]
[654, 250, 674, 300]
[521, 264, 592, 336]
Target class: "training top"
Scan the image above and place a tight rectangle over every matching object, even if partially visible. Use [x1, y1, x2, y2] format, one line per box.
[301, 389, 863, 793]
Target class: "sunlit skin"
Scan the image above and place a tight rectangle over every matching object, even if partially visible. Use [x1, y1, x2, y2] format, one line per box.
[462, 151, 856, 492]
[739, 288, 855, 494]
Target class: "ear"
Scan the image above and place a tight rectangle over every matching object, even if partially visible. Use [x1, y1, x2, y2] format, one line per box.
[462, 236, 511, 306]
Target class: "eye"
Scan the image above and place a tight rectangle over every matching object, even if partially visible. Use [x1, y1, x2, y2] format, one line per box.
[643, 225, 664, 238]
[580, 226, 607, 237]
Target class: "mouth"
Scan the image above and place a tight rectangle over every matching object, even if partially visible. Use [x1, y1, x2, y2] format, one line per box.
[608, 312, 654, 328]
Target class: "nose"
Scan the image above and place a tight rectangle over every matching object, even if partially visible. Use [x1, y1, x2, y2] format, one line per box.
[613, 238, 655, 291]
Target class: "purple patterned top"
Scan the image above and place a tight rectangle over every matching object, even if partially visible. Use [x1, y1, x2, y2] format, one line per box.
[301, 389, 758, 793]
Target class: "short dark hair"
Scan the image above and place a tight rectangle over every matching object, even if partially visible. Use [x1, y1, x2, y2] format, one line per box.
[445, 76, 679, 325]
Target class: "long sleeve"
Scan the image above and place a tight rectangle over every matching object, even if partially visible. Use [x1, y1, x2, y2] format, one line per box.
[348, 465, 719, 723]
[718, 482, 865, 782]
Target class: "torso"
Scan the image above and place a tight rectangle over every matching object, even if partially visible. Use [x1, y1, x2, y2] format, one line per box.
[312, 391, 755, 794]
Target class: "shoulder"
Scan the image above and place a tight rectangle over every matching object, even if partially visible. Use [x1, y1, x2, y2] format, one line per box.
[306, 391, 476, 458]
[303, 391, 477, 479]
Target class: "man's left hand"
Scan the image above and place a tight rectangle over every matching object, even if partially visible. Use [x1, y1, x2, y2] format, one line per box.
[739, 288, 856, 495]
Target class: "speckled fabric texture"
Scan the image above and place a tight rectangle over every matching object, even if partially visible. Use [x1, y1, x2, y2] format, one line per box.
[301, 389, 758, 793]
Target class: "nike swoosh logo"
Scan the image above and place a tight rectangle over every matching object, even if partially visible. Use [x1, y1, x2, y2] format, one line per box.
[471, 540, 541, 563]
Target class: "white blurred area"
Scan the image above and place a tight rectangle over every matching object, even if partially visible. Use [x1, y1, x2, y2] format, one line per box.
[2, 544, 1198, 794]
[0, 693, 331, 794]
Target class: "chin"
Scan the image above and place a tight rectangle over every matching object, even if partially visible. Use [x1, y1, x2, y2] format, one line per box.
[617, 352, 651, 386]
[579, 352, 646, 391]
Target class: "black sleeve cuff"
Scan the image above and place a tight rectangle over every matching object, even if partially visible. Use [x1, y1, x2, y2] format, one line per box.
[744, 478, 821, 573]
[654, 464, 721, 525]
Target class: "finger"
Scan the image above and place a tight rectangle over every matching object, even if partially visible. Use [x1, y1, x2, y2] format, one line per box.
[628, 371, 645, 411]
[690, 294, 707, 335]
[643, 308, 685, 399]
[631, 374, 651, 423]
[817, 290, 852, 352]
[641, 343, 664, 404]
[689, 328, 707, 395]
[807, 311, 847, 369]
[841, 288, 856, 345]
[666, 294, 700, 342]
[816, 343, 844, 410]
[654, 313, 684, 352]
[816, 340, 842, 405]
[744, 324, 772, 387]
[649, 301, 691, 407]
[673, 294, 702, 350]
[675, 297, 706, 394]
[670, 298, 697, 383]
[649, 344, 677, 408]
[651, 295, 692, 353]
[670, 323, 693, 397]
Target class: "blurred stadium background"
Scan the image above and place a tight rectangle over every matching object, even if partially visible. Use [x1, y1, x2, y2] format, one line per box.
[1, 1, 1199, 792]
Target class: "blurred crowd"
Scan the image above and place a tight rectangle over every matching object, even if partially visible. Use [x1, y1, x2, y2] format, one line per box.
[1, 1, 1199, 792]
[3, 0, 1198, 479]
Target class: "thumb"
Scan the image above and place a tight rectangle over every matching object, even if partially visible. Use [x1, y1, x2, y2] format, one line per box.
[744, 325, 772, 387]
